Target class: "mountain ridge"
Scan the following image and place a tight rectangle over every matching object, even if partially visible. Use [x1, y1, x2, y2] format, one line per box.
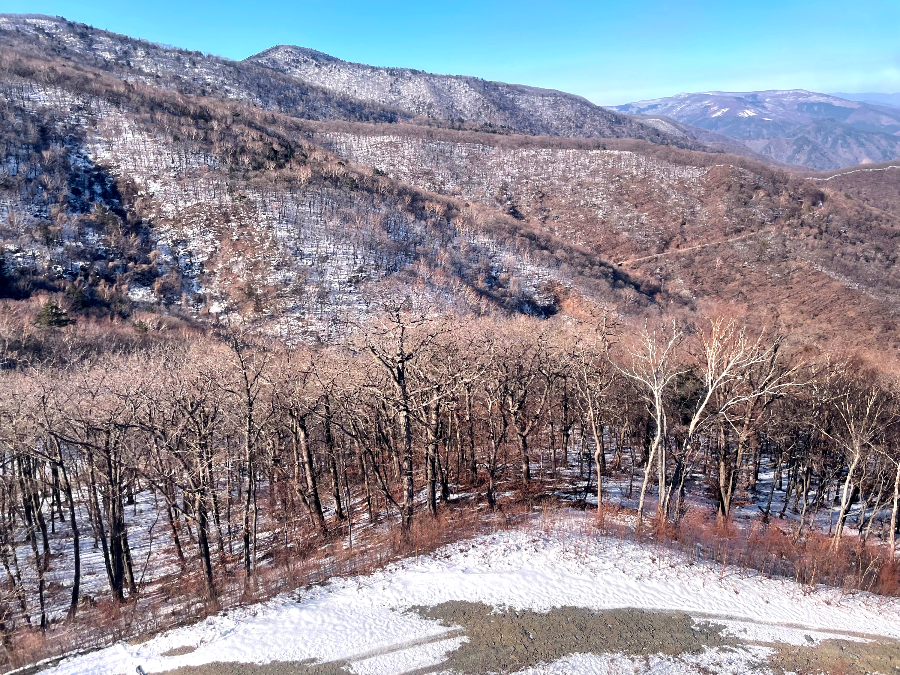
[612, 90, 900, 170]
[244, 43, 693, 144]
[0, 14, 694, 149]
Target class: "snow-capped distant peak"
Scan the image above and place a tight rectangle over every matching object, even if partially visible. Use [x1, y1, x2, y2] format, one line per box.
[609, 88, 900, 170]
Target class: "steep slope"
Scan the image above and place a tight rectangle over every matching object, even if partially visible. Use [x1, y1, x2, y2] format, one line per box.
[806, 161, 900, 219]
[0, 15, 698, 151]
[0, 47, 655, 339]
[305, 122, 900, 360]
[245, 45, 693, 145]
[613, 90, 900, 170]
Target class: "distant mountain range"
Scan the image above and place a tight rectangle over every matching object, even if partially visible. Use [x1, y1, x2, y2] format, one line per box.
[612, 90, 900, 170]
[831, 93, 900, 108]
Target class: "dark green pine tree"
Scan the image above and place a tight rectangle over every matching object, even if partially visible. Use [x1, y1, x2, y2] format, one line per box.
[35, 301, 75, 328]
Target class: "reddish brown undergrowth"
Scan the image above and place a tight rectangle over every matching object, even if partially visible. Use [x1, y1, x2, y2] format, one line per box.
[648, 505, 900, 597]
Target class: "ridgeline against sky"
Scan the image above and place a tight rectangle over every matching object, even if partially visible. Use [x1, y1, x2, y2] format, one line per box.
[4, 0, 898, 104]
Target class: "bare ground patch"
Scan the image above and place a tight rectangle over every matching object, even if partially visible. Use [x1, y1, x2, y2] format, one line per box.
[768, 638, 900, 675]
[415, 602, 741, 673]
[161, 659, 349, 675]
[160, 646, 197, 657]
[156, 603, 900, 675]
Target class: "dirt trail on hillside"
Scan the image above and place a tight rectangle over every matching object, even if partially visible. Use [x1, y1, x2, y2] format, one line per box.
[616, 231, 761, 266]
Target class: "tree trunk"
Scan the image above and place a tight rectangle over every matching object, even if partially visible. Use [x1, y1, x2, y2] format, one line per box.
[87, 458, 120, 601]
[637, 439, 659, 524]
[294, 418, 326, 535]
[58, 460, 81, 621]
[425, 403, 440, 516]
[324, 401, 345, 521]
[194, 492, 216, 601]
[242, 454, 254, 578]
[519, 433, 531, 483]
[399, 405, 414, 534]
[890, 460, 900, 561]
[832, 450, 861, 550]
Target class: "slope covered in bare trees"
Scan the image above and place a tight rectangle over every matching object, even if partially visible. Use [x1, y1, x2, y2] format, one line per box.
[0, 45, 659, 340]
[807, 161, 900, 219]
[0, 14, 900, 672]
[0, 14, 407, 125]
[304, 123, 900, 363]
[1, 307, 899, 670]
[0, 15, 694, 147]
[246, 44, 692, 145]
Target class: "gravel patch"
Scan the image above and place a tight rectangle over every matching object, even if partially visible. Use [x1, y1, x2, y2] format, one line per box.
[416, 601, 740, 673]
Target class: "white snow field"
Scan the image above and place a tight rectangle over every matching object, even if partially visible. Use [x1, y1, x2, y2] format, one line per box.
[37, 515, 900, 675]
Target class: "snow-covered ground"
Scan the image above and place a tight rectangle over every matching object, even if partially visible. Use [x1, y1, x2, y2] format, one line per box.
[38, 513, 900, 675]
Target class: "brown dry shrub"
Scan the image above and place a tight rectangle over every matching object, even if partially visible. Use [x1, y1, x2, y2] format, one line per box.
[658, 507, 898, 596]
[5, 630, 50, 670]
[874, 559, 900, 596]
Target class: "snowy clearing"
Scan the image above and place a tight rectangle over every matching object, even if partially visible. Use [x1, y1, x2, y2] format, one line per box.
[38, 515, 900, 675]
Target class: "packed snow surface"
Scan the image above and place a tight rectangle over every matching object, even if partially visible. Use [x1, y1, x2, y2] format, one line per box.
[40, 517, 900, 675]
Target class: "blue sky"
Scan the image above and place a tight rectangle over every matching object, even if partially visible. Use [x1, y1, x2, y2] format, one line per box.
[5, 0, 899, 104]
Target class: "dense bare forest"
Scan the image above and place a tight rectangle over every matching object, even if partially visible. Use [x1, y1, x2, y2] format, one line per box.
[0, 304, 899, 667]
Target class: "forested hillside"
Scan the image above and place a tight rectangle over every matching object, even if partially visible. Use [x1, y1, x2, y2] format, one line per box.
[0, 14, 408, 124]
[0, 46, 657, 340]
[305, 123, 900, 361]
[0, 15, 693, 146]
[247, 44, 690, 143]
[808, 162, 900, 218]
[1, 13, 900, 673]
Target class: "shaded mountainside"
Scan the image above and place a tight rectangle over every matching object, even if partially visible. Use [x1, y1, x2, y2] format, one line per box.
[628, 114, 790, 166]
[613, 90, 900, 170]
[245, 44, 696, 145]
[0, 47, 656, 340]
